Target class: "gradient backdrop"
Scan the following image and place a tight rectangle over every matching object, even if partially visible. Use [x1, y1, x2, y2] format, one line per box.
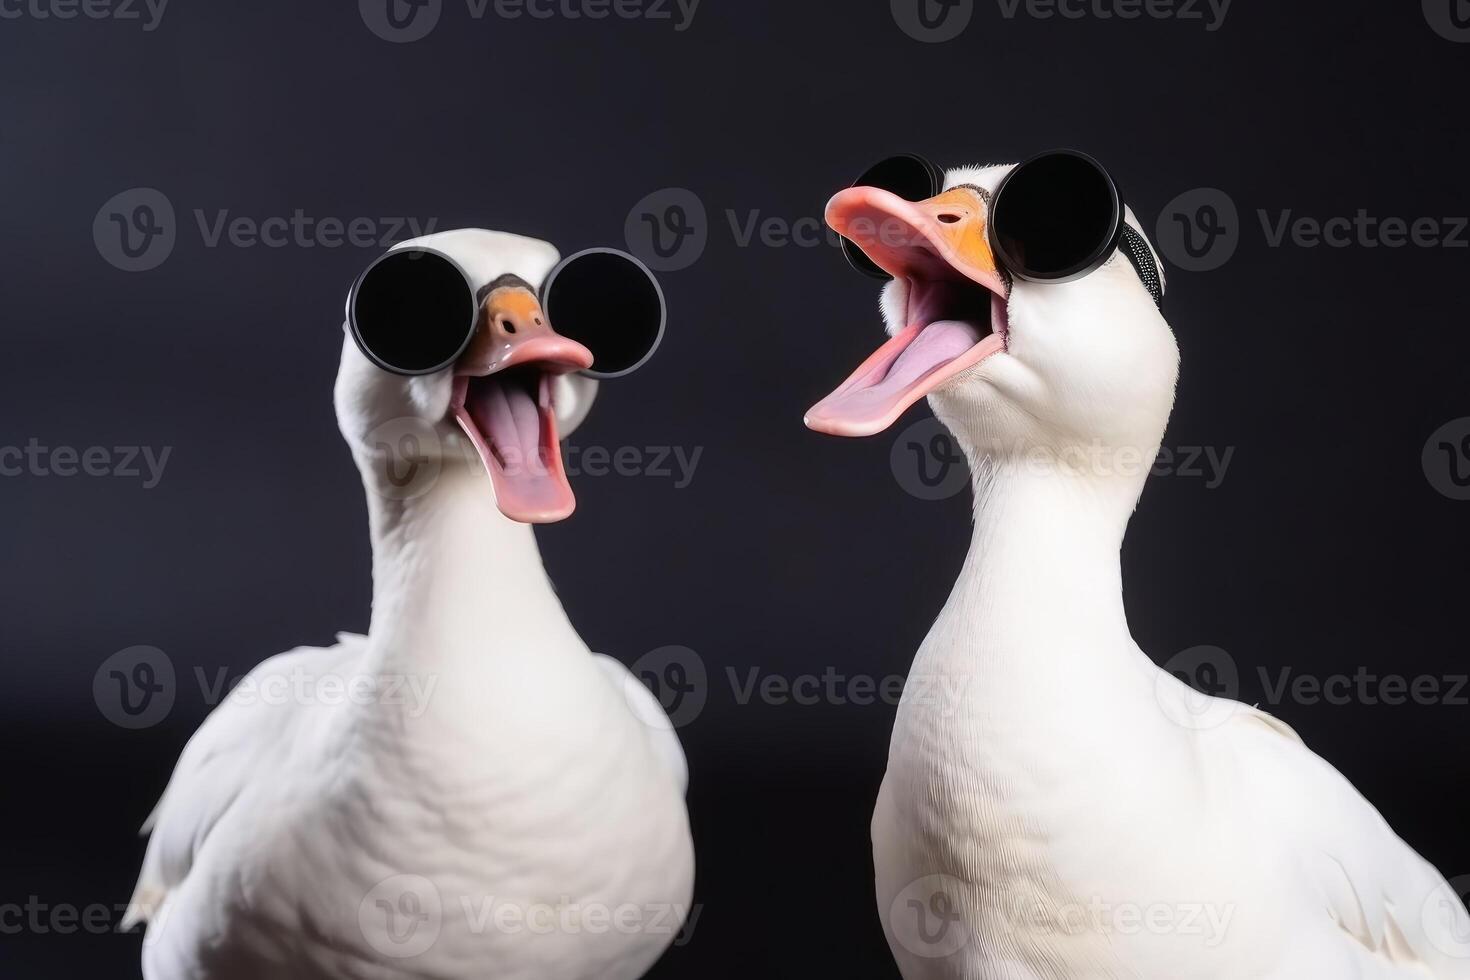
[2, 0, 1469, 976]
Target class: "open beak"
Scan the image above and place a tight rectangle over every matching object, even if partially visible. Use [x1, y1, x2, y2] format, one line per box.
[806, 185, 1010, 438]
[451, 286, 594, 524]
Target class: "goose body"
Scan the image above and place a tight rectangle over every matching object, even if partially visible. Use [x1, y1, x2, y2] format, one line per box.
[872, 462, 1468, 979]
[810, 164, 1470, 978]
[127, 230, 694, 980]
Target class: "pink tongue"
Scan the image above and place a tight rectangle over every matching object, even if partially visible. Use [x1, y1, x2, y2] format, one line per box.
[814, 320, 983, 426]
[463, 374, 572, 521]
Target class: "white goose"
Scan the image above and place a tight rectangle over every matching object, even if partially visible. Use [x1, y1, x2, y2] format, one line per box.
[808, 160, 1470, 979]
[126, 229, 694, 979]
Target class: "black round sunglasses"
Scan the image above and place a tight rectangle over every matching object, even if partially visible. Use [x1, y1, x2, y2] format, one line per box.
[840, 149, 1163, 307]
[348, 246, 667, 379]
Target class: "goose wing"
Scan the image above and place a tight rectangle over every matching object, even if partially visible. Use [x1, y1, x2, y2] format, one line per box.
[594, 654, 689, 795]
[123, 634, 368, 931]
[1220, 705, 1470, 978]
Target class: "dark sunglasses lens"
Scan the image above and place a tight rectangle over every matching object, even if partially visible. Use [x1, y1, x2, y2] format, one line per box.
[842, 154, 943, 278]
[841, 236, 889, 279]
[350, 249, 477, 375]
[543, 250, 665, 378]
[993, 152, 1120, 280]
[855, 154, 941, 202]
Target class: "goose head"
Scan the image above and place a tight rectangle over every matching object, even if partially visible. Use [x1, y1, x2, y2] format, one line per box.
[807, 163, 1178, 482]
[335, 229, 601, 524]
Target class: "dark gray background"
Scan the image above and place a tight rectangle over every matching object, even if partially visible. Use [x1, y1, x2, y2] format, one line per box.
[3, 0, 1469, 976]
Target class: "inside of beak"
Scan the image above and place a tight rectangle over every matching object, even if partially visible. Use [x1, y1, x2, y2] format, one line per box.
[452, 286, 595, 525]
[805, 186, 1010, 438]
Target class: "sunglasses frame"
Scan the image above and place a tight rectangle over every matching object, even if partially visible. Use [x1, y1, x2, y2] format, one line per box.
[347, 246, 480, 377]
[989, 148, 1127, 285]
[348, 245, 667, 379]
[541, 247, 667, 381]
